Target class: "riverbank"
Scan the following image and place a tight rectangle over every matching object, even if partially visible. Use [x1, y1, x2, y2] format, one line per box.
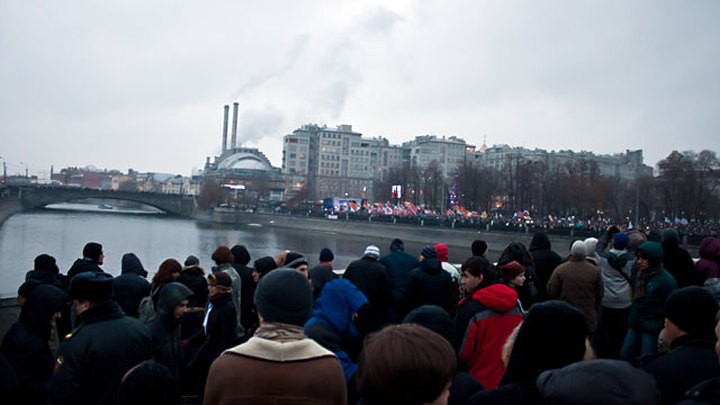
[0, 192, 23, 227]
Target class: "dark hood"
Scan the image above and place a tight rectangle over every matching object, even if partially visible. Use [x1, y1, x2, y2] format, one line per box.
[121, 253, 147, 277]
[661, 228, 681, 249]
[699, 237, 720, 261]
[529, 232, 552, 252]
[498, 242, 533, 267]
[606, 250, 630, 270]
[419, 257, 442, 274]
[156, 282, 193, 322]
[231, 245, 251, 266]
[19, 284, 66, 339]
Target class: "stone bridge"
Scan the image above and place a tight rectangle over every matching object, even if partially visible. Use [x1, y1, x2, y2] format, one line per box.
[19, 186, 196, 217]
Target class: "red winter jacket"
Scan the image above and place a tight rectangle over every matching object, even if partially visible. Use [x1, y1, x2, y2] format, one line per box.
[455, 283, 523, 389]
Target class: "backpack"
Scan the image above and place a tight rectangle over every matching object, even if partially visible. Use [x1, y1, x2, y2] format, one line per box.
[138, 287, 159, 324]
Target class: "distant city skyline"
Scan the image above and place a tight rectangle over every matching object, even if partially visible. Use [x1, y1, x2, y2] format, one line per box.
[2, 1, 719, 177]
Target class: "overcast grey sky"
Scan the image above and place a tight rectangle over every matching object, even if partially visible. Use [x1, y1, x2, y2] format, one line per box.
[1, 1, 718, 177]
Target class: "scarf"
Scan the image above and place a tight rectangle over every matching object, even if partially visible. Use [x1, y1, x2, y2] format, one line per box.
[254, 322, 306, 342]
[634, 266, 661, 300]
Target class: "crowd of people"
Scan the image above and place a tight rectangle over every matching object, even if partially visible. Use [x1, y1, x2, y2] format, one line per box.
[2, 227, 720, 405]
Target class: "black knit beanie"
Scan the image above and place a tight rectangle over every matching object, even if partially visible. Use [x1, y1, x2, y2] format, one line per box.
[34, 254, 60, 274]
[421, 246, 437, 259]
[254, 268, 312, 326]
[665, 286, 719, 335]
[319, 248, 334, 263]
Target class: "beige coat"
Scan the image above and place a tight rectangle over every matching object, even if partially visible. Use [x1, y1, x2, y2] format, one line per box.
[547, 257, 604, 333]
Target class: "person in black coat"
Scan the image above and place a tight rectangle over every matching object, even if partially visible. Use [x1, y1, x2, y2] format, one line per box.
[404, 246, 455, 317]
[25, 254, 67, 290]
[48, 272, 153, 405]
[497, 241, 539, 309]
[187, 272, 237, 396]
[66, 242, 105, 280]
[231, 245, 256, 331]
[149, 282, 192, 377]
[641, 287, 720, 405]
[661, 228, 696, 288]
[1, 284, 66, 405]
[177, 255, 208, 344]
[343, 245, 392, 336]
[379, 239, 420, 323]
[113, 253, 151, 318]
[528, 232, 562, 302]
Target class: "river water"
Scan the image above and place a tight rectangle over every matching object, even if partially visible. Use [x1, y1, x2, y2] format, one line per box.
[0, 205, 472, 297]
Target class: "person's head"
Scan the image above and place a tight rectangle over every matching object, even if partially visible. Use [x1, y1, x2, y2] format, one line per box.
[17, 280, 42, 307]
[364, 245, 380, 260]
[584, 237, 598, 257]
[420, 246, 437, 261]
[34, 254, 60, 274]
[402, 305, 453, 342]
[83, 242, 104, 265]
[390, 238, 404, 252]
[207, 272, 232, 299]
[20, 284, 66, 338]
[121, 253, 147, 278]
[664, 286, 719, 345]
[252, 256, 278, 283]
[120, 361, 180, 405]
[285, 256, 309, 278]
[230, 245, 251, 266]
[460, 256, 494, 294]
[319, 247, 334, 263]
[471, 240, 487, 257]
[152, 259, 182, 287]
[357, 324, 456, 405]
[211, 246, 234, 266]
[434, 244, 449, 263]
[636, 241, 663, 270]
[570, 240, 587, 259]
[613, 232, 630, 250]
[501, 301, 587, 384]
[628, 230, 648, 252]
[156, 282, 192, 321]
[501, 260, 526, 288]
[69, 272, 114, 315]
[254, 268, 312, 326]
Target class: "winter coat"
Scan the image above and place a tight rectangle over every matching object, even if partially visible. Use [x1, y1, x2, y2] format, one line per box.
[148, 282, 192, 376]
[66, 258, 103, 280]
[536, 359, 661, 405]
[498, 242, 539, 309]
[662, 230, 696, 288]
[203, 336, 347, 405]
[454, 283, 523, 389]
[189, 292, 237, 391]
[379, 249, 420, 302]
[113, 253, 151, 317]
[640, 333, 720, 405]
[212, 263, 244, 338]
[529, 232, 562, 302]
[1, 285, 65, 405]
[466, 379, 543, 405]
[232, 261, 257, 331]
[304, 279, 368, 381]
[178, 265, 207, 308]
[343, 256, 391, 334]
[627, 268, 678, 333]
[309, 264, 336, 300]
[678, 378, 720, 405]
[546, 256, 604, 332]
[598, 249, 633, 309]
[48, 301, 152, 405]
[696, 237, 720, 284]
[25, 269, 66, 290]
[405, 258, 456, 316]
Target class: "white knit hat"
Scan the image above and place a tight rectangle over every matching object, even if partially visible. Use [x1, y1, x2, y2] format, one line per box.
[571, 240, 587, 257]
[364, 245, 380, 258]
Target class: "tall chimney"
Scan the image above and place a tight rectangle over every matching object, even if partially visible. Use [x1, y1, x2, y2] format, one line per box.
[231, 102, 239, 150]
[222, 105, 229, 153]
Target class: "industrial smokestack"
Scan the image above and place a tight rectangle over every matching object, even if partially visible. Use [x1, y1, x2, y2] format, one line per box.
[222, 105, 229, 153]
[231, 102, 239, 150]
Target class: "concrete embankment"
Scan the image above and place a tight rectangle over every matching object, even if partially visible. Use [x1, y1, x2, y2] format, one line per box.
[0, 193, 24, 227]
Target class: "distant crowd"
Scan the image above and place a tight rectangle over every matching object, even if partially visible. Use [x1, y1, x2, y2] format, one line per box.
[2, 227, 720, 405]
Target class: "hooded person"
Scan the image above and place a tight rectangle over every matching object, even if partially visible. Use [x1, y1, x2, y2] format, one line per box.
[305, 279, 369, 402]
[661, 228, 695, 288]
[497, 242, 539, 309]
[177, 255, 207, 309]
[584, 237, 600, 266]
[404, 246, 456, 317]
[1, 284, 66, 405]
[528, 232, 562, 302]
[379, 238, 420, 323]
[148, 282, 192, 377]
[230, 245, 256, 331]
[537, 359, 660, 405]
[621, 241, 678, 363]
[435, 243, 462, 301]
[466, 301, 588, 405]
[203, 269, 347, 405]
[67, 242, 105, 279]
[695, 237, 720, 284]
[252, 256, 278, 283]
[25, 254, 66, 290]
[211, 246, 244, 339]
[113, 253, 151, 318]
[640, 287, 720, 405]
[344, 245, 392, 336]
